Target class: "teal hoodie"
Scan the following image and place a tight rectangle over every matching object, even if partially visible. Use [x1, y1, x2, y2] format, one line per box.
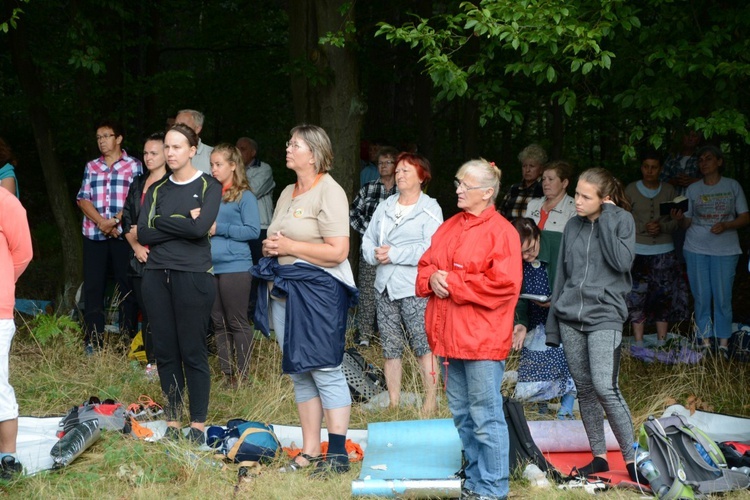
[545, 203, 635, 347]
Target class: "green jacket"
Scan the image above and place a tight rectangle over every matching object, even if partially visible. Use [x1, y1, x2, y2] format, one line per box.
[515, 230, 562, 328]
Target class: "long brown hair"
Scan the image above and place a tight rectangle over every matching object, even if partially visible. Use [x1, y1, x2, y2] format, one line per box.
[578, 167, 631, 211]
[212, 143, 250, 203]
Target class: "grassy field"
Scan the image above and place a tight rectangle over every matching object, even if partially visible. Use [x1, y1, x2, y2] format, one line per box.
[4, 313, 750, 499]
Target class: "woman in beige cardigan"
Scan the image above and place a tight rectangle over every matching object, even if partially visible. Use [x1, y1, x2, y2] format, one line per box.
[624, 150, 688, 346]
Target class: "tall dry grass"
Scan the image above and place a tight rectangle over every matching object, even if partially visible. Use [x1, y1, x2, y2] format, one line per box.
[5, 314, 750, 498]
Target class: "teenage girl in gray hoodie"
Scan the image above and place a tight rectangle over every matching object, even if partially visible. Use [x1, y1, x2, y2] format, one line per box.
[545, 168, 645, 484]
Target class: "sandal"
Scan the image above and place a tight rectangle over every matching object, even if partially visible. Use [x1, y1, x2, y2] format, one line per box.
[310, 454, 350, 479]
[278, 453, 321, 473]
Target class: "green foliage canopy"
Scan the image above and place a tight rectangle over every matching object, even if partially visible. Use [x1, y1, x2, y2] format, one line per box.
[376, 0, 750, 158]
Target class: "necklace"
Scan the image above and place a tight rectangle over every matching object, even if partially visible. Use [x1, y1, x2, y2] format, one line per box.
[394, 200, 416, 223]
[293, 172, 324, 198]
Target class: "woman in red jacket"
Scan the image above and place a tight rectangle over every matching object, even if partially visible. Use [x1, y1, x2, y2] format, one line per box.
[417, 159, 523, 500]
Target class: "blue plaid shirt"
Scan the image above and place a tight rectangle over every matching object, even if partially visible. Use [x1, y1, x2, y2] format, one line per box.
[660, 153, 699, 196]
[350, 179, 397, 235]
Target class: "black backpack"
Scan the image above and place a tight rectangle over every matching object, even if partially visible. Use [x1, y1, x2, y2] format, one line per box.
[504, 398, 561, 480]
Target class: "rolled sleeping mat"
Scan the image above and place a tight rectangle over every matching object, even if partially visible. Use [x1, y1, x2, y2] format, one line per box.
[51, 419, 101, 469]
[528, 419, 620, 453]
[352, 478, 461, 498]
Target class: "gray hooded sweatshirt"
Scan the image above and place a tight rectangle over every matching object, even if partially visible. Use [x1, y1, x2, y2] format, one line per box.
[545, 203, 635, 347]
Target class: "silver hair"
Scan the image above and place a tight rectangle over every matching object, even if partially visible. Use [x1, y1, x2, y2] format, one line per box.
[517, 144, 547, 166]
[456, 158, 502, 202]
[177, 109, 205, 129]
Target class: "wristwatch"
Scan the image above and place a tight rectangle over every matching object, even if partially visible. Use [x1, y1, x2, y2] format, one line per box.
[113, 216, 120, 224]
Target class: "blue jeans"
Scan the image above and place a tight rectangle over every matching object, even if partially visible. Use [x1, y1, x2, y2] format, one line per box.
[684, 251, 739, 340]
[442, 358, 508, 499]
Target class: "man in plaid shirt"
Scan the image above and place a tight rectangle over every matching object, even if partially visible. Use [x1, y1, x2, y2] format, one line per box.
[350, 146, 398, 346]
[76, 120, 142, 352]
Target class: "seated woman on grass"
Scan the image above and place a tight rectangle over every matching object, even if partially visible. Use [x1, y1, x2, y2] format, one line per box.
[511, 218, 576, 420]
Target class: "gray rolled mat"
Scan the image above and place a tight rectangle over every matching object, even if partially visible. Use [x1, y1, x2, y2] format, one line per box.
[51, 419, 101, 468]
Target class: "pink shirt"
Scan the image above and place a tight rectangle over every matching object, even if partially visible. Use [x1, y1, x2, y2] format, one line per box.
[76, 150, 142, 240]
[0, 188, 33, 318]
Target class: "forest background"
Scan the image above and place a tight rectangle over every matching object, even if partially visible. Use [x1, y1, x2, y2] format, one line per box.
[1, 0, 749, 310]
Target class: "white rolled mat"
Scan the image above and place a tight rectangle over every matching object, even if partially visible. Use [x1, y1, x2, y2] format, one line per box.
[661, 405, 750, 444]
[528, 419, 620, 452]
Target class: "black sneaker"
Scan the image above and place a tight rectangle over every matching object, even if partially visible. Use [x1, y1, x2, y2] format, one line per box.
[185, 427, 206, 446]
[0, 456, 22, 480]
[163, 426, 181, 442]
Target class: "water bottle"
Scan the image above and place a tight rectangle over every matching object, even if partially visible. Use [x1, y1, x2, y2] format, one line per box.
[694, 442, 721, 476]
[635, 450, 671, 497]
[522, 463, 551, 488]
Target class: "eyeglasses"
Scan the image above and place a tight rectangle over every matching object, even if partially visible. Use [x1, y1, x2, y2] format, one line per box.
[286, 140, 307, 151]
[378, 160, 395, 167]
[96, 133, 116, 141]
[454, 179, 489, 192]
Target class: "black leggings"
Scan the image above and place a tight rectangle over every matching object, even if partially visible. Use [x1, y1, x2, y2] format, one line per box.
[142, 269, 215, 423]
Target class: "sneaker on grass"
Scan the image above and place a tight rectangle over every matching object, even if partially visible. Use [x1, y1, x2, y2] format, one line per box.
[0, 456, 22, 480]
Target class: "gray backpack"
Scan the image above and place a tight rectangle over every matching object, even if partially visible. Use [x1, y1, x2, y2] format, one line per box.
[638, 413, 750, 498]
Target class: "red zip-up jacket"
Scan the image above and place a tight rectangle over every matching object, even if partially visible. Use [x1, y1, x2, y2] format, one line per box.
[417, 206, 522, 361]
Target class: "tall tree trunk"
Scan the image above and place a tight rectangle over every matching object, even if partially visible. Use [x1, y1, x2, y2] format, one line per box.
[288, 0, 320, 125]
[289, 0, 364, 264]
[8, 9, 83, 311]
[314, 0, 363, 198]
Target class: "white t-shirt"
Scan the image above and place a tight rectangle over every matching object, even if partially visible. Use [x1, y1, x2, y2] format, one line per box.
[684, 176, 748, 256]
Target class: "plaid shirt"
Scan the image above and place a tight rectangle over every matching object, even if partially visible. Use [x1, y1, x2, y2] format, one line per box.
[660, 153, 699, 196]
[350, 179, 398, 235]
[498, 179, 543, 220]
[76, 150, 142, 240]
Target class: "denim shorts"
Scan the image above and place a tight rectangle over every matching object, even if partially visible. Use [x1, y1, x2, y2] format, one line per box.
[271, 299, 351, 409]
[290, 368, 351, 409]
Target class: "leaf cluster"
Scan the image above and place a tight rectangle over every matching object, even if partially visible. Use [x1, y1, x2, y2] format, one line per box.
[376, 0, 750, 158]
